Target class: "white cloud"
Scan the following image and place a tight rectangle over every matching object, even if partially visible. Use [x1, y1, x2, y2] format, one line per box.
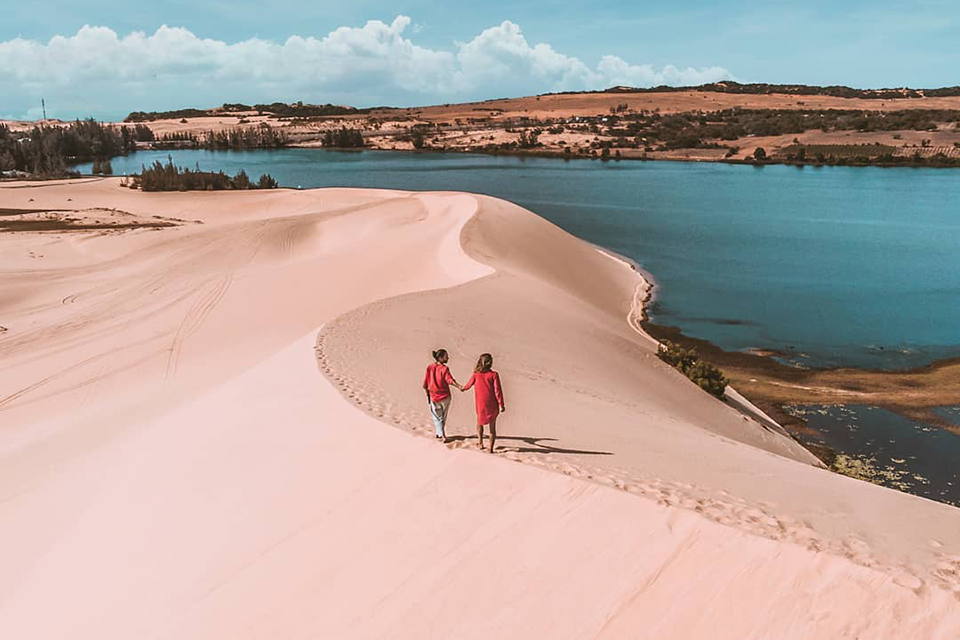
[454, 21, 594, 95]
[596, 56, 733, 87]
[0, 17, 734, 119]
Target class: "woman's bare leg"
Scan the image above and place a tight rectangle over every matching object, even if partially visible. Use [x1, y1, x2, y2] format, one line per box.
[476, 423, 485, 449]
[488, 417, 497, 453]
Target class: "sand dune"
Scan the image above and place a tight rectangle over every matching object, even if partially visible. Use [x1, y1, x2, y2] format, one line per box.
[1, 178, 959, 639]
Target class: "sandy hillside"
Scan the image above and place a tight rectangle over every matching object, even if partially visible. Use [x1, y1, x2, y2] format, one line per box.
[1, 178, 959, 639]
[386, 90, 960, 122]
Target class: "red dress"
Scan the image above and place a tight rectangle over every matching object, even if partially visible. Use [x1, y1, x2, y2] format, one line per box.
[423, 363, 455, 402]
[462, 370, 504, 424]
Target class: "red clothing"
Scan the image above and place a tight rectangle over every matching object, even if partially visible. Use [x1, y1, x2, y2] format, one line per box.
[423, 363, 455, 402]
[462, 370, 504, 425]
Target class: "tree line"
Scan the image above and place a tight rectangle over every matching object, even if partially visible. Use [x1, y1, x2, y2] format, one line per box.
[0, 119, 287, 177]
[146, 127, 288, 150]
[597, 108, 960, 152]
[205, 126, 288, 149]
[564, 81, 960, 100]
[252, 102, 372, 118]
[125, 101, 375, 122]
[322, 127, 364, 148]
[125, 108, 209, 122]
[0, 119, 136, 176]
[133, 157, 278, 191]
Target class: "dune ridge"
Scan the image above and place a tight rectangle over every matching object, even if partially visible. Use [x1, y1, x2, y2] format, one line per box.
[314, 191, 960, 583]
[1, 178, 959, 639]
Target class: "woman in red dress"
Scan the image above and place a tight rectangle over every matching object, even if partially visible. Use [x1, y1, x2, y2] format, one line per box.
[461, 353, 505, 453]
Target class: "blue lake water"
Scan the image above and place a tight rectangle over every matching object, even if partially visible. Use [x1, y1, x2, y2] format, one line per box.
[80, 149, 960, 370]
[789, 405, 960, 506]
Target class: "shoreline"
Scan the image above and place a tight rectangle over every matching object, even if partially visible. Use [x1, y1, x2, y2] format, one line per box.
[230, 143, 960, 169]
[591, 239, 960, 498]
[641, 319, 960, 465]
[358, 146, 960, 169]
[592, 239, 960, 413]
[50, 143, 960, 182]
[589, 242, 659, 306]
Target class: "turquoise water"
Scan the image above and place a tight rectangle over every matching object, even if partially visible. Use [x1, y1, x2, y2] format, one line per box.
[790, 405, 960, 505]
[80, 149, 960, 370]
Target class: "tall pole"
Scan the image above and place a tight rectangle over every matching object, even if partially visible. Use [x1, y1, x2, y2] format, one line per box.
[42, 99, 47, 120]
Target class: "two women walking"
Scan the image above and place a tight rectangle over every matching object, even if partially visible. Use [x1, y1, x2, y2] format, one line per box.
[422, 349, 505, 453]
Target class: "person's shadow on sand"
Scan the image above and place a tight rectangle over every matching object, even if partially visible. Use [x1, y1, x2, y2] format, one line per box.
[445, 434, 612, 456]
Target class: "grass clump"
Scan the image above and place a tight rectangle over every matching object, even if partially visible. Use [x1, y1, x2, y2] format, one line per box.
[657, 341, 728, 398]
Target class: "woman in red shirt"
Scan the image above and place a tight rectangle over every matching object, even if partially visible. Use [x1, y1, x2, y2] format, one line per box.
[423, 348, 463, 442]
[461, 353, 505, 453]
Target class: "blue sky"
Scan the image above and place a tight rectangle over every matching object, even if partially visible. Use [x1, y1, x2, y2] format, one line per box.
[2, 1, 958, 120]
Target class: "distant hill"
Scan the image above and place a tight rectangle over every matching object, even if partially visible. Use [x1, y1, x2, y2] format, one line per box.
[592, 81, 960, 100]
[125, 84, 960, 123]
[124, 102, 378, 123]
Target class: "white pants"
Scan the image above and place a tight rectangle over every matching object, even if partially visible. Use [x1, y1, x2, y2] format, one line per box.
[429, 396, 451, 437]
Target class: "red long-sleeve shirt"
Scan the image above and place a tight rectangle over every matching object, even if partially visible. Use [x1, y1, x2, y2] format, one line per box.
[462, 370, 504, 424]
[423, 363, 455, 402]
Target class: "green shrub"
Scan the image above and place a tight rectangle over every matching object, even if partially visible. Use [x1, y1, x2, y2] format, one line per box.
[657, 341, 728, 398]
[132, 124, 155, 142]
[323, 127, 364, 148]
[411, 129, 426, 149]
[518, 128, 540, 148]
[257, 173, 278, 189]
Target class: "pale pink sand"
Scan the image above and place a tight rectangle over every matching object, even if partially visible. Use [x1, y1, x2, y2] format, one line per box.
[317, 194, 960, 574]
[1, 178, 959, 639]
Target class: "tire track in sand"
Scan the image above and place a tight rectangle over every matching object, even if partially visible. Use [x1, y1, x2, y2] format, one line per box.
[165, 274, 233, 381]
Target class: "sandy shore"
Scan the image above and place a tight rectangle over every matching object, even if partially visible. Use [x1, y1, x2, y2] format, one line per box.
[2, 178, 960, 639]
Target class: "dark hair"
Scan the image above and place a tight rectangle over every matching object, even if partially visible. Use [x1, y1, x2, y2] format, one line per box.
[474, 353, 493, 373]
[432, 348, 448, 362]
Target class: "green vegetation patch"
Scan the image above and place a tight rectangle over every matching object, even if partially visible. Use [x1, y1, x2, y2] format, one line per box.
[601, 108, 960, 153]
[125, 102, 375, 123]
[125, 108, 209, 122]
[1, 119, 136, 176]
[132, 157, 278, 191]
[830, 453, 916, 493]
[657, 341, 729, 398]
[323, 127, 364, 148]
